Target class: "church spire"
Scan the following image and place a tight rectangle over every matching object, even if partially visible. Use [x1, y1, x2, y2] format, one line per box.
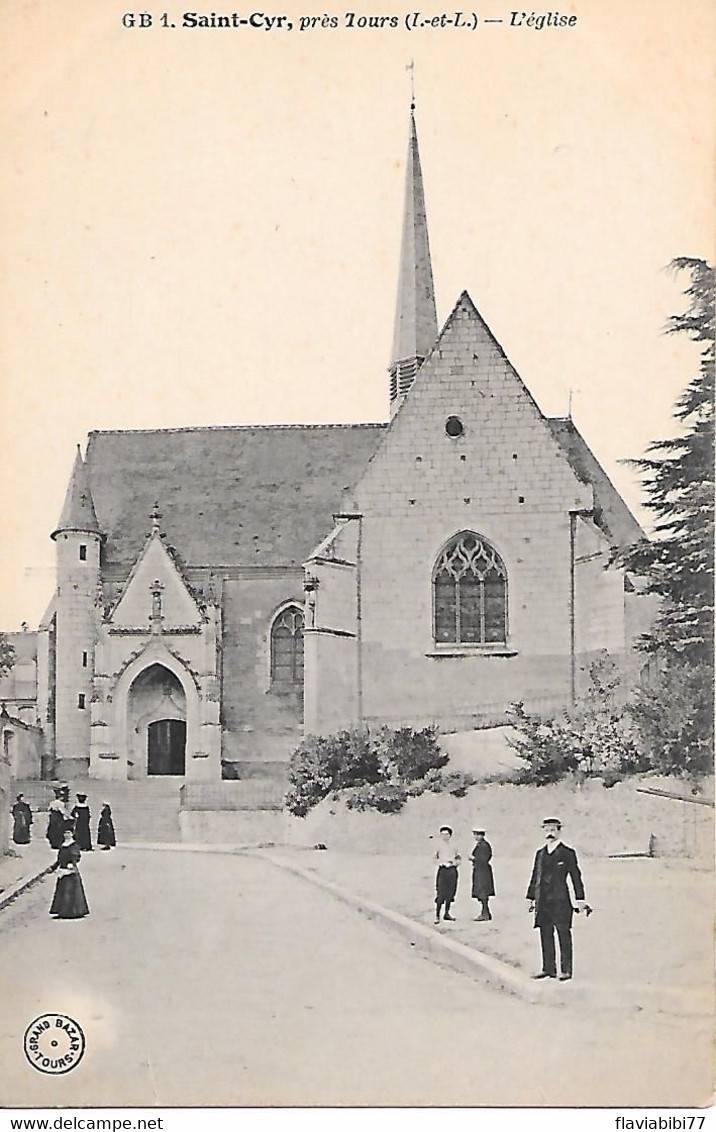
[389, 99, 438, 416]
[51, 446, 102, 540]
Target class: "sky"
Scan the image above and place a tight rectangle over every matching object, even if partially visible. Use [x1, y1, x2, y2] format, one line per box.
[0, 0, 713, 628]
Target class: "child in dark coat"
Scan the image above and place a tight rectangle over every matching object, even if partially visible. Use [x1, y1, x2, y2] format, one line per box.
[97, 803, 116, 850]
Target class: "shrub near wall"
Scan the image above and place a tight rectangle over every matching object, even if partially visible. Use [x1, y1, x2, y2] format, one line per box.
[286, 726, 452, 816]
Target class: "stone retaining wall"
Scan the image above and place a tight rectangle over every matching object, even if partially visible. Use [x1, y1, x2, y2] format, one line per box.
[283, 776, 714, 861]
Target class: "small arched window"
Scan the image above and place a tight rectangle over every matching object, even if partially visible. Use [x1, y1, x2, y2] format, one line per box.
[433, 532, 507, 645]
[270, 604, 305, 687]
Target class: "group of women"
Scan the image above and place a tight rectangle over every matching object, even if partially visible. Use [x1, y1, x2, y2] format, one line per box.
[10, 787, 117, 921]
[44, 789, 116, 852]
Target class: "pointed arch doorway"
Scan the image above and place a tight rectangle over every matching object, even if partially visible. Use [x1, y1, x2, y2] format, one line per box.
[127, 662, 188, 778]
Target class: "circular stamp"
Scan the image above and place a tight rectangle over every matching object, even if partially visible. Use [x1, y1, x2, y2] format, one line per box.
[23, 1014, 85, 1075]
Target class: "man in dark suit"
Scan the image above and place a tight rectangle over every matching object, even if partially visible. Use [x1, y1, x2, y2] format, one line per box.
[526, 818, 587, 981]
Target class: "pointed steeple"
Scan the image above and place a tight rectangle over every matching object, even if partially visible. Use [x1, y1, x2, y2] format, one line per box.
[51, 446, 103, 540]
[389, 103, 438, 416]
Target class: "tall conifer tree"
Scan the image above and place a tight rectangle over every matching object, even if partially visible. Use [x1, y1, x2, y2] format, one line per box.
[618, 257, 714, 662]
[617, 258, 714, 777]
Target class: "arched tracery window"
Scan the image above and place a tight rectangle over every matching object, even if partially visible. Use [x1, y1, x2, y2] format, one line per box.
[433, 532, 507, 645]
[270, 604, 305, 686]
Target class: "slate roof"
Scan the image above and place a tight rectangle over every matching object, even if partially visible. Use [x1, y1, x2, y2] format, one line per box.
[84, 425, 387, 573]
[78, 411, 640, 576]
[547, 418, 644, 546]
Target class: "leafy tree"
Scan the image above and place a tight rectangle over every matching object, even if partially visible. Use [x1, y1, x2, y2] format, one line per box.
[614, 258, 714, 662]
[0, 633, 15, 679]
[507, 655, 649, 786]
[628, 664, 713, 779]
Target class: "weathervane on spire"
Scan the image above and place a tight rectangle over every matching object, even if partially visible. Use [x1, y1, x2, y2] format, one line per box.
[150, 502, 162, 534]
[406, 59, 416, 110]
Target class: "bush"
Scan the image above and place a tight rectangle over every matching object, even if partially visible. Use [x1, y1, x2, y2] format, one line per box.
[344, 782, 410, 813]
[506, 704, 581, 785]
[506, 655, 649, 786]
[373, 725, 447, 781]
[286, 725, 447, 816]
[285, 729, 382, 818]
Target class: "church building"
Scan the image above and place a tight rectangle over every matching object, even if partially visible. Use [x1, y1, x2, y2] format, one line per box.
[16, 106, 649, 794]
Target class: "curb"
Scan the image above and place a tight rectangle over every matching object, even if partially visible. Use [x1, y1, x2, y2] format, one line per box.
[254, 850, 553, 1005]
[0, 862, 55, 913]
[121, 841, 257, 854]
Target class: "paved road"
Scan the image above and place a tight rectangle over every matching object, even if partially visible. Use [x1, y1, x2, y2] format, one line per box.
[0, 848, 711, 1107]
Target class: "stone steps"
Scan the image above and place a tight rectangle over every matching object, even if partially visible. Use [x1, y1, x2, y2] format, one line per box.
[12, 774, 291, 843]
[12, 778, 182, 842]
[181, 778, 287, 811]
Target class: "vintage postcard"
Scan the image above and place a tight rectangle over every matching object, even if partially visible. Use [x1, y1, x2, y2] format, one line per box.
[0, 0, 713, 1119]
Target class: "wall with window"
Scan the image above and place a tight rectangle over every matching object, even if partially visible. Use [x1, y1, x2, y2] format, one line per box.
[221, 574, 306, 765]
[270, 605, 305, 688]
[433, 532, 508, 646]
[330, 296, 602, 730]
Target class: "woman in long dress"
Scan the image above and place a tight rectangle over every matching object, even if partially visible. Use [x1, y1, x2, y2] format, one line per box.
[49, 827, 90, 919]
[46, 791, 68, 850]
[97, 803, 116, 850]
[11, 794, 33, 844]
[71, 794, 93, 851]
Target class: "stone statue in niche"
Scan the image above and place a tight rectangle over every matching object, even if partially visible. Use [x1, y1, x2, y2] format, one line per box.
[149, 579, 164, 633]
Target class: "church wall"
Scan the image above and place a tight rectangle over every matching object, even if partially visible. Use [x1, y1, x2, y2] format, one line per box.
[573, 517, 628, 682]
[303, 547, 359, 734]
[354, 508, 575, 729]
[338, 298, 595, 731]
[571, 518, 660, 697]
[304, 629, 358, 734]
[221, 575, 305, 765]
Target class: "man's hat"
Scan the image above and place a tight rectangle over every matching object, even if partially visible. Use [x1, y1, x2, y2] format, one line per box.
[472, 829, 485, 835]
[439, 825, 453, 835]
[542, 817, 562, 828]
